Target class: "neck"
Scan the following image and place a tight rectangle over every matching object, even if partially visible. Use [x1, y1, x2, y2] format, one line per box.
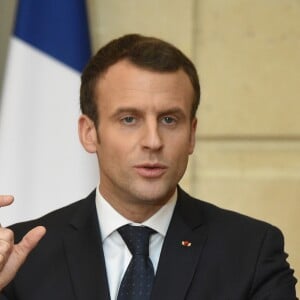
[98, 186, 175, 223]
[107, 197, 167, 223]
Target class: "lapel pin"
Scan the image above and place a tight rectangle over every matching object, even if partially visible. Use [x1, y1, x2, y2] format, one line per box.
[181, 240, 192, 247]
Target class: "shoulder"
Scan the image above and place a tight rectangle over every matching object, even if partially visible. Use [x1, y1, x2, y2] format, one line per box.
[10, 189, 96, 242]
[177, 187, 282, 241]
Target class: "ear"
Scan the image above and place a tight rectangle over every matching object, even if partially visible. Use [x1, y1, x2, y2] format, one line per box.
[78, 115, 98, 153]
[188, 117, 197, 155]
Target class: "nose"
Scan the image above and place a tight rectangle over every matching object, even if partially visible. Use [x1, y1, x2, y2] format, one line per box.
[141, 119, 163, 151]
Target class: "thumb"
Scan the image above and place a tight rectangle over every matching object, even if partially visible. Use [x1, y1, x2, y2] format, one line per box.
[0, 226, 46, 291]
[0, 195, 14, 207]
[14, 226, 46, 265]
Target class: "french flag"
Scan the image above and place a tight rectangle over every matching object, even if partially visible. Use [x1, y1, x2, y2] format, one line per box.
[0, 0, 98, 225]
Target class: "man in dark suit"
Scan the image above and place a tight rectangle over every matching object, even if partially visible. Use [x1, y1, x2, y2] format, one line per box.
[0, 34, 297, 299]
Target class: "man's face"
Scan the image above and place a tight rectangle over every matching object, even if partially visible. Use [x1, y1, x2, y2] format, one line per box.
[84, 60, 197, 214]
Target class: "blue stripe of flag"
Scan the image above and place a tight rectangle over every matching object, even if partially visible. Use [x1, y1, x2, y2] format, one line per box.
[14, 0, 91, 72]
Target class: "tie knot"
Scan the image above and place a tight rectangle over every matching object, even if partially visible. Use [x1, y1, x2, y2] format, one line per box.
[118, 225, 155, 256]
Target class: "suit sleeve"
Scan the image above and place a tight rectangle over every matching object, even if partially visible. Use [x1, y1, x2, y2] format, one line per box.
[250, 225, 298, 299]
[0, 294, 9, 300]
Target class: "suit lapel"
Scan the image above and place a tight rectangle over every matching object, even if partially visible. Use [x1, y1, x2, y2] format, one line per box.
[151, 188, 208, 300]
[63, 191, 110, 300]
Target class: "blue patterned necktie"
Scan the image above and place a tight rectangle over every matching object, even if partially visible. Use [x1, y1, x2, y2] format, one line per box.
[117, 225, 156, 300]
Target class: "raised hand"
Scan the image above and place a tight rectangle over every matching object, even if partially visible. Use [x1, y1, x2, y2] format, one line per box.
[0, 196, 46, 291]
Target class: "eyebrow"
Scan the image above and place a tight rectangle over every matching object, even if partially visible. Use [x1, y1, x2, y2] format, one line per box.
[110, 107, 141, 119]
[158, 107, 186, 118]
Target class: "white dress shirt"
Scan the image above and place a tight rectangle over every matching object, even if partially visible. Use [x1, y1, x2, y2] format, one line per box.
[95, 187, 177, 300]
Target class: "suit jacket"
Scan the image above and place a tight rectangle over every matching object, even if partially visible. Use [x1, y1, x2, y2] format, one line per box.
[1, 187, 297, 299]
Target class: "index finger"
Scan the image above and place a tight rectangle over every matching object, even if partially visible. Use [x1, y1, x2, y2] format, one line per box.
[0, 195, 14, 207]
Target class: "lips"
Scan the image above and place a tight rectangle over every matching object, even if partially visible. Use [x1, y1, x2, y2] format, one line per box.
[134, 163, 167, 178]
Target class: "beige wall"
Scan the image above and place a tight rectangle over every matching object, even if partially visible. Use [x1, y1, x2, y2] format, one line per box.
[87, 0, 300, 294]
[0, 0, 16, 96]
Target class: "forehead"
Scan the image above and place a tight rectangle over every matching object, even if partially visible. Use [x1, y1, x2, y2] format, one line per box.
[95, 60, 194, 111]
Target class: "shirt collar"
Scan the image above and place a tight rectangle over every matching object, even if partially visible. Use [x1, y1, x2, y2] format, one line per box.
[95, 185, 177, 242]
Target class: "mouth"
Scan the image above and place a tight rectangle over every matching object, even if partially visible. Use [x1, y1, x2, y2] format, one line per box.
[134, 163, 167, 178]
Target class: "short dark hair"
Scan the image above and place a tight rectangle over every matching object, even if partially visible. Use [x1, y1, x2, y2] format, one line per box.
[80, 34, 200, 125]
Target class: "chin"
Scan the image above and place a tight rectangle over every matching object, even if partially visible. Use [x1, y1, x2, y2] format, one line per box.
[131, 183, 175, 205]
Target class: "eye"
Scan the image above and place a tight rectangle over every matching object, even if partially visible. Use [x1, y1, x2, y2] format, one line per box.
[121, 116, 136, 124]
[162, 116, 176, 125]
